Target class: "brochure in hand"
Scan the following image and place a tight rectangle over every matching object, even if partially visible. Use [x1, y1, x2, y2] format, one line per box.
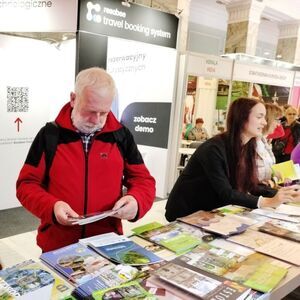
[88, 234, 163, 266]
[69, 209, 118, 225]
[40, 243, 115, 286]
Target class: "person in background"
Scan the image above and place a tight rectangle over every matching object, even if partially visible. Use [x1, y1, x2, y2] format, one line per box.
[165, 98, 300, 221]
[256, 103, 283, 186]
[273, 106, 300, 163]
[188, 118, 209, 141]
[16, 67, 155, 252]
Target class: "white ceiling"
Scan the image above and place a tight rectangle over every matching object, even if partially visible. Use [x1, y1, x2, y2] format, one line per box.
[190, 0, 300, 27]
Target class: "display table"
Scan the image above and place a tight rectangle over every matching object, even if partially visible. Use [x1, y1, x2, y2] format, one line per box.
[0, 201, 299, 300]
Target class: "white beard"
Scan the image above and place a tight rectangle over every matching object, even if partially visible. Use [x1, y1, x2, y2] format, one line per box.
[71, 110, 102, 134]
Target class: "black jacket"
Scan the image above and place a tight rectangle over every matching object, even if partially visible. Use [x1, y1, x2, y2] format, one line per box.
[165, 135, 276, 221]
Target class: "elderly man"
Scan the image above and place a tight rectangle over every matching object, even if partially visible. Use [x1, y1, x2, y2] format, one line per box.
[17, 67, 155, 252]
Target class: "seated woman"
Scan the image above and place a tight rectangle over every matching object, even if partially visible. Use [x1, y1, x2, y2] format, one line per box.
[256, 103, 283, 185]
[188, 118, 209, 141]
[165, 98, 300, 221]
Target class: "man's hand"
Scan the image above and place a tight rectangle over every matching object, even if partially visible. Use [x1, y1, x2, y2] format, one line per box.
[112, 195, 138, 221]
[53, 201, 79, 226]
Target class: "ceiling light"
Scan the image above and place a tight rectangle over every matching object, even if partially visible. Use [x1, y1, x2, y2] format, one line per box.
[276, 54, 282, 59]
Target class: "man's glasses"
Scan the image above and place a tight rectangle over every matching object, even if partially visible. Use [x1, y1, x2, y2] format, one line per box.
[287, 113, 297, 116]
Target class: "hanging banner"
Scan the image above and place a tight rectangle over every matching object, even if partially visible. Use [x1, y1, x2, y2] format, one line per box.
[186, 54, 233, 80]
[0, 0, 78, 31]
[233, 61, 294, 87]
[78, 0, 178, 48]
[77, 0, 178, 197]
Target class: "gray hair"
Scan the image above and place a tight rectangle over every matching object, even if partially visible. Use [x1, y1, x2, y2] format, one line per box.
[75, 67, 116, 98]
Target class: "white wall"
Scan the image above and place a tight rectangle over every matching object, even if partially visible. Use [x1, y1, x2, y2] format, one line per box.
[0, 34, 76, 210]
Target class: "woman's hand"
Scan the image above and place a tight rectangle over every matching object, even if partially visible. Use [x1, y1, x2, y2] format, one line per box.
[260, 185, 300, 208]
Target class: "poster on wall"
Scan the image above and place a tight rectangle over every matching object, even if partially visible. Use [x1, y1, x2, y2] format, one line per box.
[77, 0, 178, 198]
[106, 37, 176, 197]
[0, 35, 76, 209]
[252, 83, 290, 105]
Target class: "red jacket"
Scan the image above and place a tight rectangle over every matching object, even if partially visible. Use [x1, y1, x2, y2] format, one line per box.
[16, 103, 155, 252]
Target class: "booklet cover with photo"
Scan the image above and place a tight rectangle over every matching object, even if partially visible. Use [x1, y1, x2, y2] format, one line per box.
[40, 243, 115, 286]
[224, 253, 288, 293]
[0, 259, 73, 300]
[132, 222, 202, 254]
[92, 281, 156, 300]
[177, 210, 255, 237]
[89, 239, 163, 266]
[258, 220, 300, 242]
[73, 264, 139, 299]
[177, 242, 246, 276]
[152, 261, 251, 300]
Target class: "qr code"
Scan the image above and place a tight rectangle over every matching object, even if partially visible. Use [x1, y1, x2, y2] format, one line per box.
[7, 86, 29, 112]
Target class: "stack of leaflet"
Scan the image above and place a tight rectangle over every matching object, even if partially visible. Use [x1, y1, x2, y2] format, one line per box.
[40, 243, 115, 286]
[72, 264, 140, 299]
[175, 243, 288, 293]
[151, 260, 251, 300]
[87, 232, 163, 266]
[0, 259, 73, 300]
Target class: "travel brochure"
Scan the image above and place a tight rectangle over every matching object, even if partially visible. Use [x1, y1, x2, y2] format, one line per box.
[176, 243, 288, 293]
[89, 238, 163, 266]
[258, 219, 300, 242]
[132, 222, 202, 254]
[0, 259, 73, 300]
[228, 229, 300, 266]
[223, 253, 289, 293]
[72, 264, 140, 299]
[251, 208, 300, 223]
[40, 243, 115, 286]
[69, 209, 118, 226]
[3, 203, 300, 299]
[177, 210, 256, 237]
[152, 261, 251, 300]
[177, 242, 246, 276]
[92, 281, 156, 300]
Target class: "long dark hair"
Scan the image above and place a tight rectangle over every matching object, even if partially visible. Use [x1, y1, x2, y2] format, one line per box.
[224, 97, 261, 193]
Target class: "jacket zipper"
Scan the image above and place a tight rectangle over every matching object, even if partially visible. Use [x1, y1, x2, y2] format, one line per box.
[81, 142, 90, 239]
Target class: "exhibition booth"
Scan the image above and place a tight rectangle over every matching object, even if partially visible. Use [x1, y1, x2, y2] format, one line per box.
[1, 0, 300, 209]
[168, 52, 300, 191]
[0, 0, 178, 209]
